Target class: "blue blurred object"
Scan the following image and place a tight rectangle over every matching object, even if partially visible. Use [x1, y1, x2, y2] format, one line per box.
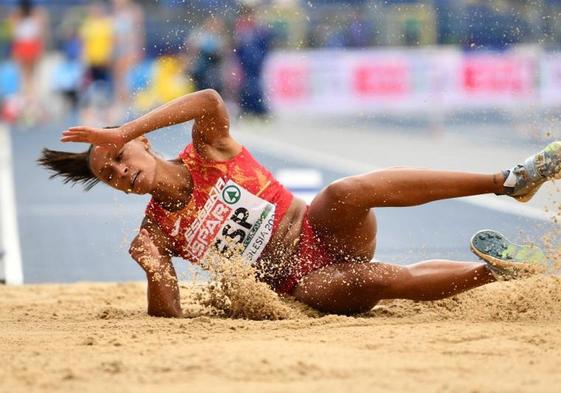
[127, 60, 153, 92]
[159, 0, 235, 10]
[64, 35, 81, 62]
[0, 61, 21, 97]
[235, 24, 273, 115]
[144, 19, 186, 57]
[52, 60, 83, 92]
[464, 4, 529, 49]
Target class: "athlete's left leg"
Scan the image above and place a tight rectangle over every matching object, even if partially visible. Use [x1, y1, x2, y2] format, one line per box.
[293, 259, 495, 315]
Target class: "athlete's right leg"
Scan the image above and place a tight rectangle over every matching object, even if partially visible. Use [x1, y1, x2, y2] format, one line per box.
[293, 260, 496, 315]
[308, 141, 561, 260]
[307, 168, 503, 261]
[315, 141, 561, 213]
[316, 167, 504, 209]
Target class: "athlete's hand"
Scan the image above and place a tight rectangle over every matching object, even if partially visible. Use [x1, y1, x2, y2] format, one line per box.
[61, 126, 127, 149]
[129, 228, 165, 273]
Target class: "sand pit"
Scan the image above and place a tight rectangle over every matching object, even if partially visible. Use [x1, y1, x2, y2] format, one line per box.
[2, 274, 561, 393]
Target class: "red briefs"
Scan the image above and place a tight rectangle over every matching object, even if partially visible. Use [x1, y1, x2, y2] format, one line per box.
[275, 208, 337, 294]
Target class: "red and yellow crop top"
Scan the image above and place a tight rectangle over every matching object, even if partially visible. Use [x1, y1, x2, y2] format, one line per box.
[145, 144, 294, 263]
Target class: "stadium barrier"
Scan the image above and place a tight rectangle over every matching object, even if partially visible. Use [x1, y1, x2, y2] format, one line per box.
[263, 47, 561, 114]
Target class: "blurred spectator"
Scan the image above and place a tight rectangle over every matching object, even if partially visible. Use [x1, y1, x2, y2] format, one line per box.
[9, 0, 47, 114]
[53, 22, 84, 116]
[80, 2, 113, 123]
[463, 3, 528, 49]
[234, 6, 273, 117]
[345, 10, 373, 47]
[134, 56, 191, 112]
[403, 18, 421, 46]
[112, 0, 144, 110]
[262, 0, 306, 49]
[0, 13, 11, 60]
[325, 25, 345, 48]
[80, 2, 113, 91]
[185, 16, 227, 94]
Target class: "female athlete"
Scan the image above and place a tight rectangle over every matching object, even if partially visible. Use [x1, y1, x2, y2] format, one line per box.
[39, 89, 561, 317]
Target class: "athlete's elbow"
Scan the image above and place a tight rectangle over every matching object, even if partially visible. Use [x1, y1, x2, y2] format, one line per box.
[200, 88, 223, 109]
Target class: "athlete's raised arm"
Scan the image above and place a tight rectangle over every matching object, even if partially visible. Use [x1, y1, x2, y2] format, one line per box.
[60, 89, 233, 152]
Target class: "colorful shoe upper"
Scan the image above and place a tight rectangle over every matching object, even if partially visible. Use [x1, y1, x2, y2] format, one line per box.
[504, 141, 561, 202]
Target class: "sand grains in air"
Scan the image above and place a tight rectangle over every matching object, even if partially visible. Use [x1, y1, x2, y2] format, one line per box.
[170, 246, 561, 323]
[177, 251, 317, 320]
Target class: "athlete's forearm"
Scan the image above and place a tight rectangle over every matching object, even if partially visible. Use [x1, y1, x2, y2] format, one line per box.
[145, 264, 183, 318]
[133, 251, 183, 318]
[120, 89, 221, 141]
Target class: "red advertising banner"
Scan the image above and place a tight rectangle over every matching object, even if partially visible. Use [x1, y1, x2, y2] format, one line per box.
[462, 54, 534, 96]
[353, 61, 410, 97]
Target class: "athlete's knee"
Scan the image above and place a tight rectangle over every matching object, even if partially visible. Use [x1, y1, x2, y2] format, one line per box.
[322, 177, 367, 208]
[377, 264, 414, 298]
[331, 279, 384, 315]
[296, 264, 388, 314]
[337, 277, 386, 314]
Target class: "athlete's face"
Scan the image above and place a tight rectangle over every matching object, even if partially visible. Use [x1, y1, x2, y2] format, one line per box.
[88, 138, 157, 195]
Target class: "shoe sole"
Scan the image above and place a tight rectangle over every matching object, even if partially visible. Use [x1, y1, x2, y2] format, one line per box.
[514, 186, 540, 203]
[470, 229, 545, 278]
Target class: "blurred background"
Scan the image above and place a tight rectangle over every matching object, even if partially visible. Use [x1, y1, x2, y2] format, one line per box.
[1, 0, 560, 285]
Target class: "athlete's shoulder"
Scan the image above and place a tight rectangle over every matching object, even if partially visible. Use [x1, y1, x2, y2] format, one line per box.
[187, 137, 243, 162]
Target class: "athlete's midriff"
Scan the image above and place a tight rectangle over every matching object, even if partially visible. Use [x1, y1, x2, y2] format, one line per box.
[145, 144, 305, 280]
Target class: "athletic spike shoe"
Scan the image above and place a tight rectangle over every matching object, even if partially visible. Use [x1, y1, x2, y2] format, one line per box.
[503, 141, 561, 202]
[470, 229, 546, 280]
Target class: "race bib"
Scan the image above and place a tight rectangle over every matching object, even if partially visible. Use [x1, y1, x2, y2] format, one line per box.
[183, 178, 275, 263]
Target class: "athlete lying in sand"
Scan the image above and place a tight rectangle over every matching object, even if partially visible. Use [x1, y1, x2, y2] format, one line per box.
[38, 89, 561, 317]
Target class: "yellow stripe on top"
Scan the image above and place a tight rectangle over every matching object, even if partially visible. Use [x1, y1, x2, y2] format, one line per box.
[256, 180, 272, 197]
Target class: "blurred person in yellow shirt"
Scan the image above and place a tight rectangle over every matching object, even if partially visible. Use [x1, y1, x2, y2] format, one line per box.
[80, 2, 113, 87]
[80, 2, 113, 123]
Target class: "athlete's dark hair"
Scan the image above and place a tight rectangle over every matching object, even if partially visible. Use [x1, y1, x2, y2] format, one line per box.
[37, 145, 99, 191]
[37, 126, 120, 191]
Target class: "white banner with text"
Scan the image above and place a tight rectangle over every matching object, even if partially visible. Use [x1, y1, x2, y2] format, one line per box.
[264, 48, 557, 114]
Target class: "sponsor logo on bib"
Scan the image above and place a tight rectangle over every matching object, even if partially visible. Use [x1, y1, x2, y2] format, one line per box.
[222, 185, 241, 204]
